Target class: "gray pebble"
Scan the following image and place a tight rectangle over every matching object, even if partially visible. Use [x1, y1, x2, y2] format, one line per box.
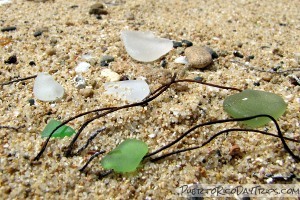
[185, 46, 212, 69]
[100, 55, 114, 66]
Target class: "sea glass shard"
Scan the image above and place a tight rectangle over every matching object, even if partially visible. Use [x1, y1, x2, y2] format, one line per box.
[41, 119, 76, 138]
[33, 73, 64, 101]
[104, 80, 150, 102]
[101, 139, 148, 173]
[223, 89, 287, 127]
[121, 30, 173, 62]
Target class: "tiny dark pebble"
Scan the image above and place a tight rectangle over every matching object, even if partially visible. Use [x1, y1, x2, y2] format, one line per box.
[1, 26, 17, 32]
[204, 46, 219, 59]
[29, 61, 36, 66]
[245, 55, 255, 61]
[279, 23, 287, 26]
[120, 75, 129, 81]
[89, 3, 108, 15]
[100, 55, 114, 66]
[194, 76, 203, 82]
[28, 99, 35, 106]
[233, 50, 244, 58]
[4, 55, 17, 64]
[33, 31, 43, 37]
[172, 41, 182, 48]
[182, 39, 193, 47]
[253, 82, 260, 86]
[96, 15, 102, 20]
[70, 5, 79, 9]
[160, 59, 167, 68]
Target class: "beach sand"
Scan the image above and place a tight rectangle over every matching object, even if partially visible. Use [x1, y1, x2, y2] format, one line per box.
[0, 0, 299, 199]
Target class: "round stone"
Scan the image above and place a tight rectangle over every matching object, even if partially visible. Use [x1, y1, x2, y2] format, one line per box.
[185, 46, 212, 69]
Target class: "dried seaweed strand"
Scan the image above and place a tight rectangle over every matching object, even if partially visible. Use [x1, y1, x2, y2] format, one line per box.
[0, 75, 37, 86]
[146, 115, 300, 162]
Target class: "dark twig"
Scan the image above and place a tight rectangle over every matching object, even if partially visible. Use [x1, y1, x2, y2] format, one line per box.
[0, 75, 37, 86]
[150, 128, 299, 162]
[79, 150, 105, 172]
[74, 127, 106, 156]
[0, 125, 25, 131]
[146, 115, 300, 162]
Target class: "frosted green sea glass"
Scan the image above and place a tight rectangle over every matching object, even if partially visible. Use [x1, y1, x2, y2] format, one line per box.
[41, 119, 76, 138]
[223, 89, 287, 127]
[101, 139, 148, 173]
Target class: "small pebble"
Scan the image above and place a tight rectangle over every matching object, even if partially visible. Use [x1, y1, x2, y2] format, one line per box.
[29, 61, 36, 66]
[203, 46, 218, 59]
[245, 55, 255, 62]
[74, 75, 86, 89]
[47, 49, 56, 56]
[28, 99, 35, 106]
[101, 68, 121, 82]
[160, 59, 167, 68]
[185, 46, 212, 69]
[33, 30, 43, 37]
[233, 50, 244, 58]
[0, 37, 12, 46]
[79, 88, 94, 98]
[75, 62, 90, 73]
[229, 144, 241, 156]
[253, 81, 260, 86]
[119, 75, 129, 81]
[181, 39, 193, 47]
[172, 41, 182, 48]
[89, 3, 108, 15]
[4, 55, 17, 64]
[272, 48, 283, 57]
[100, 55, 114, 66]
[262, 75, 272, 82]
[1, 26, 16, 32]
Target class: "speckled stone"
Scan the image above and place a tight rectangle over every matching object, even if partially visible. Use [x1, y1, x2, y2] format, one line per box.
[185, 46, 212, 69]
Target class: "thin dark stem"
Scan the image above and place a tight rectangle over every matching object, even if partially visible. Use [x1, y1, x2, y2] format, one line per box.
[79, 150, 105, 172]
[0, 125, 24, 131]
[174, 79, 242, 92]
[74, 127, 106, 156]
[98, 170, 113, 179]
[0, 75, 37, 86]
[145, 115, 300, 163]
[150, 128, 299, 162]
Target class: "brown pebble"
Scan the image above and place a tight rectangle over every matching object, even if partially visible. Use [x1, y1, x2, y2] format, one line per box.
[229, 144, 241, 156]
[0, 37, 12, 46]
[80, 88, 94, 98]
[185, 46, 212, 69]
[262, 75, 272, 82]
[89, 3, 108, 15]
[47, 49, 56, 56]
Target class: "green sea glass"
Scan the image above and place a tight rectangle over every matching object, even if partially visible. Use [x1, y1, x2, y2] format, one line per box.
[101, 139, 148, 173]
[223, 89, 287, 127]
[41, 119, 76, 138]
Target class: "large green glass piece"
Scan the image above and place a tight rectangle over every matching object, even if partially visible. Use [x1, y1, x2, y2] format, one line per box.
[101, 139, 148, 173]
[223, 89, 287, 127]
[41, 119, 76, 138]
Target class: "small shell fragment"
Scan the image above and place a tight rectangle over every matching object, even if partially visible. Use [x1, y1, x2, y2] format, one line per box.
[174, 56, 188, 64]
[75, 62, 90, 73]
